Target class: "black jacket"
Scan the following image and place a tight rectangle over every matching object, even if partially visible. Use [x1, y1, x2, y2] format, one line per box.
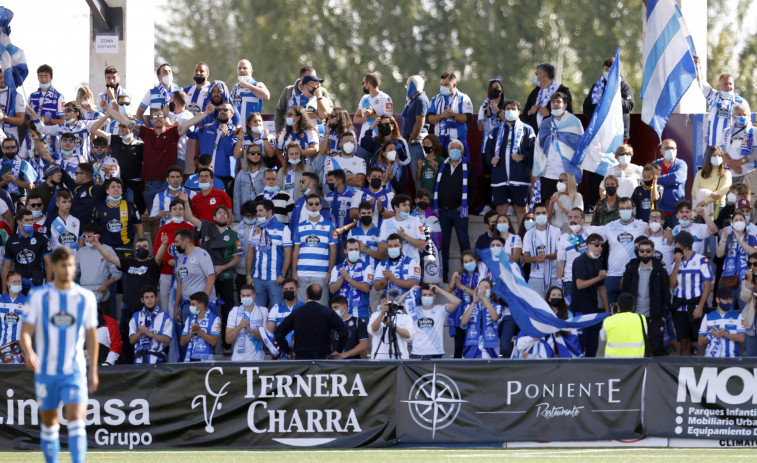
[524, 83, 573, 134]
[275, 301, 348, 359]
[620, 258, 671, 319]
[582, 79, 635, 140]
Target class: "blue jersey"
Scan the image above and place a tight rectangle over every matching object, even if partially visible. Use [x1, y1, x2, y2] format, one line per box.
[293, 216, 337, 277]
[428, 90, 474, 141]
[182, 311, 220, 361]
[139, 83, 182, 113]
[699, 309, 745, 357]
[183, 83, 212, 116]
[36, 119, 100, 164]
[329, 258, 374, 318]
[251, 218, 292, 280]
[373, 255, 421, 300]
[0, 293, 26, 346]
[347, 224, 380, 268]
[23, 283, 98, 376]
[325, 185, 358, 230]
[187, 122, 239, 177]
[230, 78, 267, 124]
[185, 174, 225, 192]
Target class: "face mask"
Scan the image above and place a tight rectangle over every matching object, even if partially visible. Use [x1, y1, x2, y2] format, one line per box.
[39, 82, 52, 90]
[489, 88, 502, 99]
[250, 125, 263, 134]
[165, 183, 182, 192]
[237, 75, 250, 83]
[175, 245, 185, 254]
[135, 248, 149, 259]
[423, 145, 434, 154]
[31, 210, 43, 218]
[360, 216, 373, 226]
[640, 255, 652, 264]
[549, 297, 563, 307]
[746, 215, 752, 222]
[603, 71, 609, 80]
[122, 132, 133, 141]
[387, 247, 401, 259]
[193, 76, 206, 85]
[363, 86, 370, 94]
[569, 223, 582, 234]
[463, 262, 477, 272]
[618, 154, 631, 166]
[161, 75, 173, 87]
[64, 117, 75, 125]
[719, 301, 734, 312]
[198, 182, 211, 190]
[168, 101, 176, 112]
[619, 210, 632, 221]
[92, 151, 105, 160]
[490, 246, 503, 259]
[733, 221, 747, 232]
[504, 110, 518, 122]
[370, 178, 382, 189]
[727, 192, 738, 204]
[22, 225, 33, 234]
[9, 284, 22, 294]
[286, 117, 295, 126]
[664, 149, 675, 161]
[60, 147, 75, 156]
[171, 216, 184, 224]
[605, 186, 617, 197]
[734, 115, 748, 126]
[524, 219, 535, 230]
[308, 209, 321, 218]
[644, 179, 654, 187]
[421, 296, 435, 307]
[398, 211, 409, 220]
[449, 148, 462, 161]
[533, 76, 540, 86]
[264, 185, 277, 193]
[283, 290, 296, 301]
[241, 297, 254, 307]
[379, 125, 392, 137]
[84, 241, 94, 248]
[326, 183, 337, 193]
[189, 305, 199, 315]
[535, 214, 547, 226]
[342, 141, 355, 155]
[496, 223, 509, 233]
[678, 219, 690, 228]
[417, 201, 429, 210]
[107, 195, 122, 202]
[720, 90, 734, 99]
[303, 186, 312, 196]
[284, 157, 300, 167]
[649, 221, 662, 233]
[556, 182, 567, 193]
[711, 156, 723, 166]
[385, 150, 397, 161]
[348, 250, 361, 263]
[440, 86, 451, 96]
[551, 108, 564, 117]
[81, 99, 92, 107]
[485, 290, 491, 299]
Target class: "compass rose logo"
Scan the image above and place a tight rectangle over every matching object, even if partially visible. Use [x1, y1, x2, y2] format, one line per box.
[403, 365, 467, 438]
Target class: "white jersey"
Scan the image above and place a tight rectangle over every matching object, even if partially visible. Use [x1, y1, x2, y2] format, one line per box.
[49, 215, 81, 254]
[368, 310, 413, 359]
[23, 283, 98, 376]
[522, 225, 561, 279]
[600, 164, 643, 199]
[597, 219, 648, 277]
[323, 155, 366, 185]
[379, 216, 425, 263]
[649, 233, 675, 270]
[227, 304, 269, 361]
[169, 109, 194, 163]
[672, 222, 710, 256]
[184, 83, 212, 116]
[410, 304, 449, 356]
[0, 90, 25, 141]
[556, 226, 601, 282]
[356, 91, 394, 141]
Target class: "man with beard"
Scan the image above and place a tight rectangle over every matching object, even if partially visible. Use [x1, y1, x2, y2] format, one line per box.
[0, 137, 35, 205]
[183, 62, 213, 117]
[186, 101, 239, 192]
[97, 66, 127, 108]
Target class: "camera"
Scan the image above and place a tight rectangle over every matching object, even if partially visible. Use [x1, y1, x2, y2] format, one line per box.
[386, 301, 402, 315]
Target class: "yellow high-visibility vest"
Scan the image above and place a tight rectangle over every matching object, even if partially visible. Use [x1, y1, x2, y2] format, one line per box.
[603, 312, 646, 358]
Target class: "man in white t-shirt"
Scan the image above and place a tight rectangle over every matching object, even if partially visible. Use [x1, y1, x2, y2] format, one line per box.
[167, 90, 194, 172]
[670, 200, 717, 256]
[226, 284, 268, 361]
[408, 284, 461, 359]
[323, 132, 366, 188]
[556, 207, 600, 301]
[368, 293, 414, 359]
[379, 194, 425, 264]
[522, 202, 562, 297]
[353, 73, 393, 144]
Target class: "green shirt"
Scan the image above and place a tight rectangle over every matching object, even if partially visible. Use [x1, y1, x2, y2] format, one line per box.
[420, 156, 445, 193]
[220, 227, 242, 280]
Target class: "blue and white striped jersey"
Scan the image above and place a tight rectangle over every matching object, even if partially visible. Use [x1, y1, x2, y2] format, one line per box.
[251, 219, 292, 280]
[293, 216, 337, 277]
[230, 78, 267, 125]
[699, 309, 745, 357]
[129, 308, 173, 364]
[347, 224, 381, 268]
[36, 119, 100, 164]
[672, 222, 710, 256]
[702, 82, 745, 148]
[0, 295, 26, 345]
[673, 252, 713, 301]
[29, 87, 65, 120]
[139, 83, 183, 113]
[23, 283, 98, 376]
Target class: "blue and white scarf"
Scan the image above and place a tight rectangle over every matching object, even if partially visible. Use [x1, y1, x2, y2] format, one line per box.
[336, 258, 367, 315]
[463, 301, 499, 349]
[533, 114, 584, 182]
[537, 80, 560, 107]
[590, 76, 606, 105]
[249, 216, 276, 252]
[494, 119, 525, 158]
[136, 307, 158, 350]
[433, 159, 468, 218]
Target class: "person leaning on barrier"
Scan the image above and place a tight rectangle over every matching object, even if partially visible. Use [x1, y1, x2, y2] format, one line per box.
[600, 293, 647, 358]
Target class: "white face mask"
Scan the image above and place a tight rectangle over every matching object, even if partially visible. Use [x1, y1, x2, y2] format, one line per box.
[342, 141, 355, 155]
[727, 192, 738, 204]
[161, 75, 173, 87]
[551, 108, 565, 117]
[710, 156, 723, 166]
[237, 75, 250, 82]
[618, 154, 631, 166]
[569, 223, 582, 234]
[649, 221, 662, 233]
[385, 150, 397, 162]
[556, 182, 567, 193]
[733, 221, 747, 232]
[664, 149, 675, 161]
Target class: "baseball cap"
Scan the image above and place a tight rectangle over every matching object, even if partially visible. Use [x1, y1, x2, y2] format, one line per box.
[737, 199, 751, 210]
[301, 73, 324, 86]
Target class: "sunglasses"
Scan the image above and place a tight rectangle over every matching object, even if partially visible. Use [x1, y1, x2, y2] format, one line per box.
[328, 114, 336, 119]
[590, 242, 604, 247]
[64, 108, 77, 113]
[637, 249, 653, 254]
[119, 102, 131, 106]
[307, 203, 320, 207]
[27, 203, 42, 208]
[93, 144, 107, 149]
[749, 262, 757, 268]
[247, 151, 262, 156]
[218, 108, 231, 112]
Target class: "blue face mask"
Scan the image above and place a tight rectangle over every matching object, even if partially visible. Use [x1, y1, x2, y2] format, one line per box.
[524, 219, 535, 230]
[264, 185, 277, 193]
[168, 184, 181, 191]
[256, 216, 267, 224]
[107, 195, 122, 202]
[303, 187, 312, 196]
[678, 219, 691, 228]
[241, 297, 254, 307]
[398, 211, 409, 220]
[490, 246, 503, 260]
[250, 126, 263, 134]
[734, 115, 748, 126]
[289, 158, 301, 165]
[387, 247, 401, 259]
[496, 223, 508, 233]
[171, 216, 184, 224]
[243, 218, 255, 225]
[31, 210, 43, 218]
[39, 82, 52, 90]
[61, 147, 75, 155]
[720, 90, 734, 99]
[21, 224, 34, 234]
[719, 301, 733, 312]
[307, 209, 321, 218]
[619, 210, 632, 221]
[440, 86, 451, 96]
[119, 105, 128, 116]
[64, 117, 75, 125]
[535, 214, 548, 226]
[485, 290, 491, 299]
[463, 262, 477, 272]
[9, 284, 22, 295]
[347, 250, 361, 263]
[603, 71, 609, 80]
[504, 109, 518, 122]
[533, 75, 540, 86]
[421, 296, 435, 307]
[449, 148, 462, 161]
[198, 182, 211, 190]
[285, 117, 295, 126]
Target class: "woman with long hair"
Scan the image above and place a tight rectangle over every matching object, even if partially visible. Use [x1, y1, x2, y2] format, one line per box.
[233, 112, 276, 167]
[548, 171, 584, 233]
[511, 286, 582, 358]
[76, 86, 103, 121]
[277, 141, 313, 202]
[448, 250, 488, 358]
[692, 145, 732, 218]
[373, 140, 404, 193]
[274, 105, 319, 167]
[232, 143, 268, 221]
[360, 114, 410, 170]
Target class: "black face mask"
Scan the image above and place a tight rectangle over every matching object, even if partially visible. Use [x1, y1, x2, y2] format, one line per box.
[489, 88, 502, 99]
[363, 86, 370, 94]
[378, 124, 392, 137]
[106, 82, 119, 89]
[135, 248, 149, 259]
[3, 150, 17, 159]
[643, 179, 654, 186]
[283, 290, 296, 301]
[634, 249, 640, 258]
[423, 145, 434, 154]
[360, 216, 373, 226]
[673, 247, 684, 256]
[175, 245, 185, 255]
[605, 186, 617, 197]
[370, 178, 382, 189]
[417, 201, 429, 210]
[328, 123, 337, 130]
[327, 182, 335, 192]
[218, 116, 230, 124]
[194, 76, 206, 85]
[640, 255, 652, 264]
[549, 298, 563, 307]
[168, 101, 176, 112]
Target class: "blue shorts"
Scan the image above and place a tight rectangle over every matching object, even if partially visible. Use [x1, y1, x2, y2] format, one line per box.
[35, 373, 88, 411]
[493, 184, 529, 207]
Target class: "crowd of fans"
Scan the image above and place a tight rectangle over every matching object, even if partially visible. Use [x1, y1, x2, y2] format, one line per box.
[0, 54, 753, 364]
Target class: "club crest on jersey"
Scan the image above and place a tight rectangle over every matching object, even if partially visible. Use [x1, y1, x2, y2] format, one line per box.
[306, 235, 321, 246]
[4, 312, 19, 324]
[51, 312, 75, 327]
[16, 249, 35, 265]
[107, 219, 123, 232]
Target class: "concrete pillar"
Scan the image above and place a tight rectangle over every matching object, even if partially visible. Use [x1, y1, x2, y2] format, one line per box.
[88, 0, 155, 104]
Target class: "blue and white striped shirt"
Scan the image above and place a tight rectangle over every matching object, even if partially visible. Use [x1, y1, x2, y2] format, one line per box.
[23, 283, 98, 376]
[674, 252, 713, 301]
[293, 216, 337, 277]
[251, 219, 292, 280]
[230, 78, 267, 124]
[699, 309, 745, 357]
[37, 119, 100, 164]
[702, 83, 745, 148]
[0, 294, 26, 345]
[348, 224, 381, 268]
[129, 308, 173, 364]
[139, 83, 182, 113]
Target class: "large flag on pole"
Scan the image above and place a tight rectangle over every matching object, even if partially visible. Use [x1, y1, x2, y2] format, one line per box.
[640, 0, 697, 139]
[571, 45, 624, 176]
[0, 7, 28, 94]
[478, 249, 610, 338]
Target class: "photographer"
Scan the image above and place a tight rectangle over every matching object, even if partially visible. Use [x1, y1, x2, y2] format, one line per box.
[410, 283, 461, 359]
[738, 252, 757, 356]
[368, 293, 414, 360]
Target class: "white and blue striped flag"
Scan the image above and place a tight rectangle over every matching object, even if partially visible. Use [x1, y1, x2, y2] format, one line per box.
[478, 249, 610, 338]
[640, 0, 697, 139]
[571, 46, 624, 176]
[0, 7, 28, 95]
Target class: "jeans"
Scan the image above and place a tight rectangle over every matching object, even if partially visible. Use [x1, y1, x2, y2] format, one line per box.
[438, 208, 470, 281]
[563, 280, 575, 306]
[407, 143, 424, 192]
[605, 276, 622, 306]
[356, 146, 373, 166]
[498, 314, 516, 358]
[253, 277, 283, 309]
[144, 180, 167, 216]
[746, 333, 757, 356]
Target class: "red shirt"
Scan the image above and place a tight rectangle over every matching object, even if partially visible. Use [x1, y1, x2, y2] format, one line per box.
[154, 220, 196, 275]
[191, 188, 233, 222]
[139, 125, 180, 181]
